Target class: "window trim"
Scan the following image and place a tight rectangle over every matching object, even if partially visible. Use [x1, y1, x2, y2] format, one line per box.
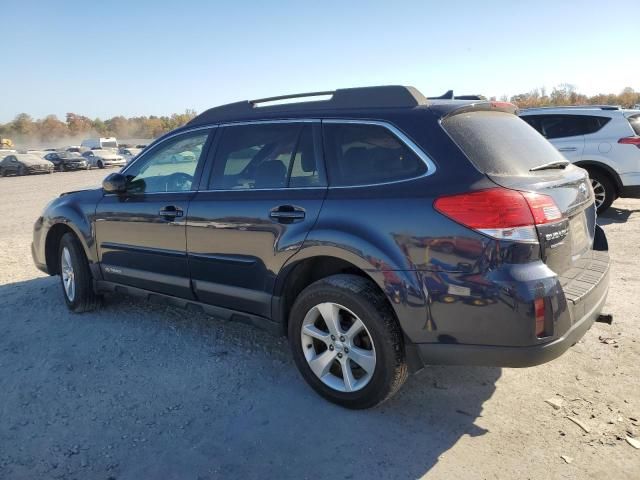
[119, 118, 436, 194]
[322, 119, 437, 189]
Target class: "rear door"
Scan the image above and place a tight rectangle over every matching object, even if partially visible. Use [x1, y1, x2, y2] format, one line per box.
[522, 114, 585, 162]
[186, 121, 326, 317]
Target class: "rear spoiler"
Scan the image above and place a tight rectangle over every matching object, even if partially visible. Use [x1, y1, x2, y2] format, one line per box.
[441, 101, 519, 119]
[427, 90, 486, 101]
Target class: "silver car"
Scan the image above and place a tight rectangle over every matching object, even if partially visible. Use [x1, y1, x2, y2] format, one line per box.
[82, 149, 127, 169]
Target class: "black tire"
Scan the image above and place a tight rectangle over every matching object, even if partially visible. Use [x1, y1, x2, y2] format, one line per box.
[97, 160, 104, 169]
[18, 166, 26, 176]
[58, 232, 101, 313]
[0, 168, 5, 177]
[288, 274, 408, 409]
[60, 163, 66, 172]
[588, 169, 615, 214]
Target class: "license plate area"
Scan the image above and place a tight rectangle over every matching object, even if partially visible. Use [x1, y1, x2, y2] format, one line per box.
[570, 213, 590, 257]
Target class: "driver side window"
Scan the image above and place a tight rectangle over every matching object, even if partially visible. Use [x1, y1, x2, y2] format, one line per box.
[124, 130, 210, 194]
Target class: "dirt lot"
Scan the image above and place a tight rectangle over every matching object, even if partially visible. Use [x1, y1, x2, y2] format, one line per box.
[0, 169, 638, 479]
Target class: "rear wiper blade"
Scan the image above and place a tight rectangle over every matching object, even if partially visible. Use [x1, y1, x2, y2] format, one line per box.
[529, 160, 570, 171]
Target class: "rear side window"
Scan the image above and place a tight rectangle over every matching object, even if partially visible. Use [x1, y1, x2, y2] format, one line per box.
[323, 123, 426, 186]
[443, 111, 569, 176]
[628, 114, 640, 135]
[209, 123, 323, 190]
[522, 114, 610, 139]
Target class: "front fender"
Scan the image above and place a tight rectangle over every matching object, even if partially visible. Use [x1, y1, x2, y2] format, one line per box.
[35, 189, 102, 275]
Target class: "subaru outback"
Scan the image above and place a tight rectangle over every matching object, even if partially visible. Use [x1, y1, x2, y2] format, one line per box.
[32, 86, 610, 409]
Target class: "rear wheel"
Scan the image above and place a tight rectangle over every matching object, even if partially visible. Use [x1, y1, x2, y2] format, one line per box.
[97, 160, 105, 169]
[588, 170, 615, 214]
[0, 168, 5, 177]
[289, 274, 408, 409]
[18, 166, 26, 176]
[58, 233, 101, 312]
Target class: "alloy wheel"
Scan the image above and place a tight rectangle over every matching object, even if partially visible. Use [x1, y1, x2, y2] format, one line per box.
[591, 178, 606, 210]
[300, 302, 376, 393]
[61, 247, 75, 301]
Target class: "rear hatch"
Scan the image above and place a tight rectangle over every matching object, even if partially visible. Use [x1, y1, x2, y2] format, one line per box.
[441, 108, 597, 280]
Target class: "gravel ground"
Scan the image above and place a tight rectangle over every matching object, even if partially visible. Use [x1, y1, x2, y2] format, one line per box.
[0, 169, 638, 479]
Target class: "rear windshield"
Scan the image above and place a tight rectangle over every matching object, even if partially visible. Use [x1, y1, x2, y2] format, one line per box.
[628, 114, 640, 135]
[442, 111, 568, 176]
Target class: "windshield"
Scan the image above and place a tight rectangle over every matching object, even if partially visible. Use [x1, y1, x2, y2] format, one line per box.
[102, 141, 118, 148]
[442, 111, 569, 176]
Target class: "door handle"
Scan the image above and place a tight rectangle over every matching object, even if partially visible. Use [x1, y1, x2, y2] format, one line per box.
[558, 147, 577, 152]
[159, 206, 184, 218]
[270, 205, 306, 222]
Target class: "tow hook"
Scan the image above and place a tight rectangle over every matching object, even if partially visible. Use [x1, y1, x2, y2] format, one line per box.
[596, 314, 613, 325]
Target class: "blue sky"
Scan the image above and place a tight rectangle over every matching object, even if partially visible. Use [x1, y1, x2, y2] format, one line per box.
[1, 0, 638, 122]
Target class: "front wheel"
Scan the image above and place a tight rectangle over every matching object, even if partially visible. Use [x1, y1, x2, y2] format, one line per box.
[589, 170, 615, 214]
[18, 166, 26, 176]
[58, 233, 101, 312]
[289, 274, 408, 409]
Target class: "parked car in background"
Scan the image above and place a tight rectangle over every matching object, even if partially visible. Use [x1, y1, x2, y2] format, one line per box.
[0, 149, 16, 159]
[81, 137, 118, 150]
[520, 106, 640, 213]
[1, 153, 54, 176]
[44, 152, 89, 171]
[120, 147, 142, 164]
[82, 149, 126, 169]
[66, 146, 87, 153]
[32, 86, 610, 409]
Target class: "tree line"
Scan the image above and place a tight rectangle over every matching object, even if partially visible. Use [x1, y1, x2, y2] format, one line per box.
[499, 85, 639, 109]
[1, 86, 638, 146]
[0, 110, 198, 146]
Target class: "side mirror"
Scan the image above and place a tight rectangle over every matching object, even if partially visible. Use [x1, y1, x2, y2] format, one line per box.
[102, 172, 127, 194]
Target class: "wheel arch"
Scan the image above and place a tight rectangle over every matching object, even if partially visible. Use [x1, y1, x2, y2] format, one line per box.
[574, 160, 623, 194]
[272, 246, 428, 340]
[44, 223, 85, 275]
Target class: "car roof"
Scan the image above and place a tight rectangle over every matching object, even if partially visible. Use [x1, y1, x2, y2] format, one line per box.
[187, 85, 489, 127]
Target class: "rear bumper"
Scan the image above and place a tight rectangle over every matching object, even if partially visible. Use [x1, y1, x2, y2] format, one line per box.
[416, 246, 610, 368]
[416, 268, 608, 367]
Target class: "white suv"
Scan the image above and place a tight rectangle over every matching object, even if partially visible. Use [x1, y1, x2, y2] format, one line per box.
[520, 106, 640, 213]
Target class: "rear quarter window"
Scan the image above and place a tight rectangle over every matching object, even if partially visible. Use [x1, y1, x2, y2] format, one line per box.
[442, 111, 568, 176]
[323, 123, 426, 186]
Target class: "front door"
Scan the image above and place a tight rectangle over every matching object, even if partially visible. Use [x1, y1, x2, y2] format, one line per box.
[186, 121, 326, 317]
[95, 128, 213, 298]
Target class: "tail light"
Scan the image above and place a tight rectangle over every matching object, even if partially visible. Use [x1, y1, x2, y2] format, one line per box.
[534, 298, 547, 337]
[618, 136, 640, 148]
[434, 187, 562, 243]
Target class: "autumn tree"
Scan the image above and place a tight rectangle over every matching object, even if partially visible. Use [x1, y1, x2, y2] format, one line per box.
[66, 113, 93, 136]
